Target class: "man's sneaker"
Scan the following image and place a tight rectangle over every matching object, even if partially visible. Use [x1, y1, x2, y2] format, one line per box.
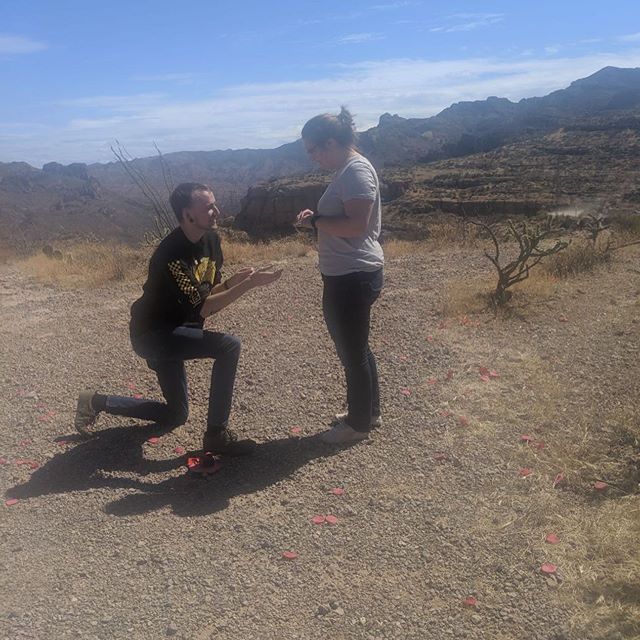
[334, 412, 382, 429]
[320, 421, 370, 444]
[75, 390, 98, 436]
[203, 429, 256, 456]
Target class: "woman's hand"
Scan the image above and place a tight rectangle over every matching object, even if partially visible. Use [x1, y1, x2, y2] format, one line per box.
[295, 209, 315, 229]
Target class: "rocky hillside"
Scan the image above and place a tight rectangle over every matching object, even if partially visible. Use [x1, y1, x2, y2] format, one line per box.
[1, 66, 639, 248]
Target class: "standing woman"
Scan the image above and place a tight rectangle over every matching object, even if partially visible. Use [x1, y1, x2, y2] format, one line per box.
[296, 107, 384, 444]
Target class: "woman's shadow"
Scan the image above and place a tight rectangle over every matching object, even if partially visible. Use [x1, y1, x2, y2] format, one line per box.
[6, 422, 349, 518]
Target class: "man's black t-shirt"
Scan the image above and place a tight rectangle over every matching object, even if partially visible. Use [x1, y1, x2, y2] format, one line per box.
[130, 227, 223, 337]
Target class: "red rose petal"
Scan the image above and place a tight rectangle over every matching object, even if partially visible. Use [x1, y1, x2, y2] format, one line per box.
[19, 439, 32, 447]
[174, 446, 186, 455]
[458, 416, 469, 427]
[290, 427, 302, 434]
[147, 437, 160, 445]
[488, 370, 499, 379]
[593, 481, 608, 491]
[0, 458, 7, 465]
[519, 468, 532, 477]
[311, 515, 326, 525]
[553, 472, 565, 488]
[463, 596, 477, 607]
[541, 562, 557, 574]
[28, 461, 40, 470]
[520, 434, 534, 443]
[440, 410, 452, 418]
[399, 355, 409, 362]
[545, 533, 560, 544]
[480, 375, 490, 383]
[401, 388, 411, 397]
[426, 335, 434, 342]
[427, 378, 438, 385]
[331, 487, 345, 496]
[536, 441, 546, 450]
[558, 315, 568, 323]
[434, 451, 448, 461]
[186, 454, 222, 474]
[282, 551, 298, 560]
[126, 382, 137, 390]
[479, 366, 490, 376]
[325, 515, 338, 525]
[5, 498, 18, 506]
[133, 393, 143, 400]
[57, 440, 68, 446]
[445, 369, 454, 381]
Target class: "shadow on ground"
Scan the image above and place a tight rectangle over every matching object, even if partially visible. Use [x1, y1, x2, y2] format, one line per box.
[5, 423, 346, 518]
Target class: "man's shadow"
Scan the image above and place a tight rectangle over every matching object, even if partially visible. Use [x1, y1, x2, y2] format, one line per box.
[6, 422, 349, 517]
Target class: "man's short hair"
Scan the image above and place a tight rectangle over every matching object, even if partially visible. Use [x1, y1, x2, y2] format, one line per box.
[169, 182, 212, 222]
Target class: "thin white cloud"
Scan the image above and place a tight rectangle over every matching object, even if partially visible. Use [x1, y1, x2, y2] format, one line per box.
[619, 32, 640, 42]
[3, 49, 640, 165]
[431, 13, 504, 33]
[58, 94, 166, 110]
[337, 33, 385, 45]
[0, 34, 47, 55]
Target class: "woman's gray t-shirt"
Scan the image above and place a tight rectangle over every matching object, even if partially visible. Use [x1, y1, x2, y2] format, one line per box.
[316, 154, 384, 276]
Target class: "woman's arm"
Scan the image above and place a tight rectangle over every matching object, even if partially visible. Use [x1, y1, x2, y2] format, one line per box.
[296, 199, 374, 238]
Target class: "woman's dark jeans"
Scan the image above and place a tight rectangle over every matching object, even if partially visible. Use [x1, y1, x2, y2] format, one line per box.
[322, 268, 383, 432]
[102, 324, 241, 433]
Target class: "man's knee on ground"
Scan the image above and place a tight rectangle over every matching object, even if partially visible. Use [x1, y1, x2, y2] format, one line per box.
[221, 334, 242, 356]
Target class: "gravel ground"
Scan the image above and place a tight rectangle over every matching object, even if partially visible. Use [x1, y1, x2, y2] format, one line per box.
[0, 246, 638, 640]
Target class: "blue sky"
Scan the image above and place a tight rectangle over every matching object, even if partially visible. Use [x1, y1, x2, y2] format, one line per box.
[1, 0, 639, 166]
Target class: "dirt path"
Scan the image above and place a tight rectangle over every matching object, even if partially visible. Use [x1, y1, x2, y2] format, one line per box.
[1, 247, 638, 640]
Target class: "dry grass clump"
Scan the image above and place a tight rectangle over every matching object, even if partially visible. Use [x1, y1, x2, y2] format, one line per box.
[223, 236, 312, 264]
[544, 236, 612, 278]
[426, 218, 481, 250]
[382, 239, 429, 259]
[20, 242, 147, 288]
[440, 278, 491, 316]
[497, 357, 640, 639]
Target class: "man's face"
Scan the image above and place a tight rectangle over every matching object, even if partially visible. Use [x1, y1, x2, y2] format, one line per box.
[185, 189, 219, 229]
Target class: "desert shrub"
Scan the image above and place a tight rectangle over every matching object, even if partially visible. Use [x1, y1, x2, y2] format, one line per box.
[470, 218, 568, 307]
[544, 236, 612, 278]
[611, 213, 640, 238]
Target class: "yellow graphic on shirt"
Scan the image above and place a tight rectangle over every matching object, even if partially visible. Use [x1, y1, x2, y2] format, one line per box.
[168, 257, 217, 307]
[195, 257, 216, 285]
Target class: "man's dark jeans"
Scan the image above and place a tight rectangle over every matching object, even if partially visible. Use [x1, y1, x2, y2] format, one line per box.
[103, 324, 240, 434]
[322, 268, 383, 432]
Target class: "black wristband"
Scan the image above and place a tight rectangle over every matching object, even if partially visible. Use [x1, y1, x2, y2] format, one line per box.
[310, 214, 319, 230]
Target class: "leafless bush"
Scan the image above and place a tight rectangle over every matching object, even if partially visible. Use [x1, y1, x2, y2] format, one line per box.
[111, 141, 174, 244]
[470, 218, 568, 307]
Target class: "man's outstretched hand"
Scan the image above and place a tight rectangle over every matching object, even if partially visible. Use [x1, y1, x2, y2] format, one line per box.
[248, 265, 283, 287]
[226, 267, 255, 288]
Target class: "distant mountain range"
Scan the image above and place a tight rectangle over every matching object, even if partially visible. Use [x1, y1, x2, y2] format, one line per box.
[1, 66, 639, 248]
